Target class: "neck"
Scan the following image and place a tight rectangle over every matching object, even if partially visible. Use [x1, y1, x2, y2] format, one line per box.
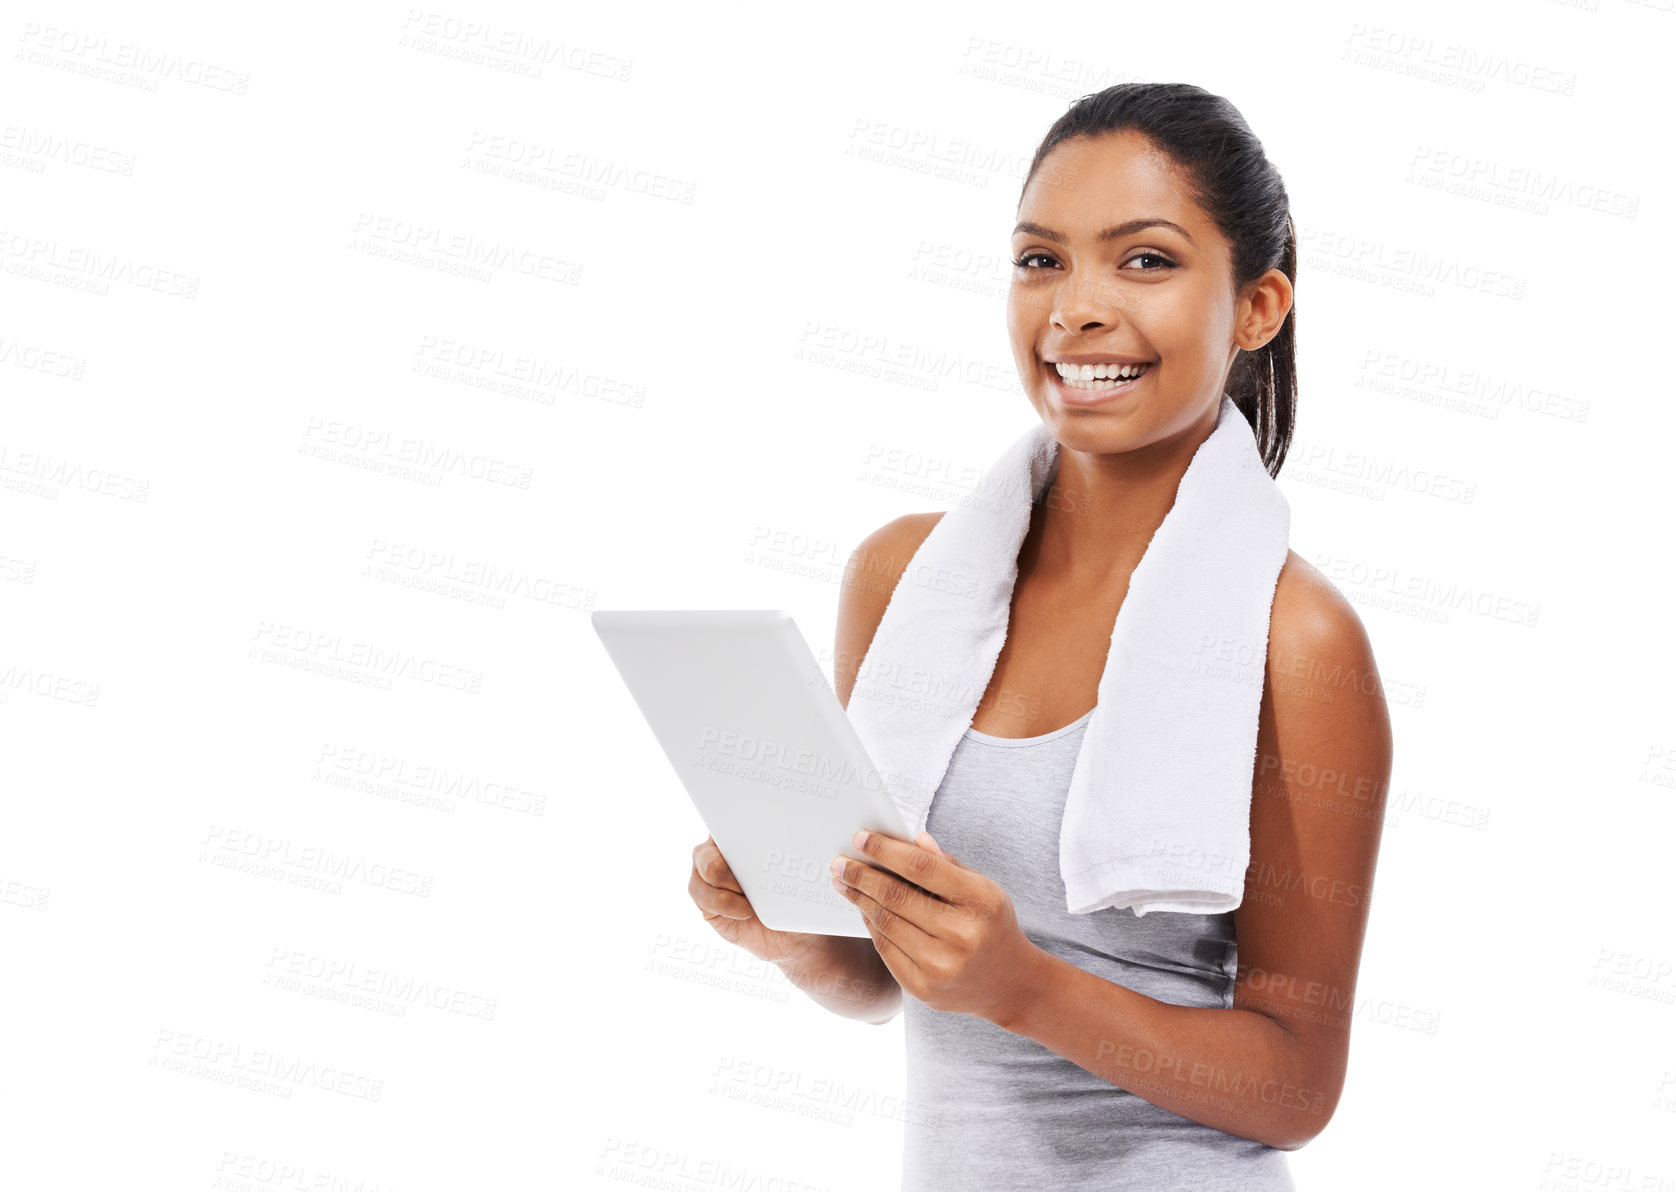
[1024, 401, 1221, 587]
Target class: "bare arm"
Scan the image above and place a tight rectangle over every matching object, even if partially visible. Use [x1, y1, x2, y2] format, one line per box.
[834, 511, 944, 710]
[688, 512, 942, 1024]
[773, 934, 902, 1024]
[988, 553, 1392, 1150]
[784, 511, 946, 1024]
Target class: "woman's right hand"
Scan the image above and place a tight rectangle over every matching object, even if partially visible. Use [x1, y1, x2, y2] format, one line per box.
[689, 835, 831, 966]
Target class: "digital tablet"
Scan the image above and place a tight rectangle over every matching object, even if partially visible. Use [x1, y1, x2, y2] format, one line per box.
[591, 609, 915, 938]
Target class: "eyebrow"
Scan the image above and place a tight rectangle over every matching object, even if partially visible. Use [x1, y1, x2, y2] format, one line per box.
[1012, 218, 1195, 246]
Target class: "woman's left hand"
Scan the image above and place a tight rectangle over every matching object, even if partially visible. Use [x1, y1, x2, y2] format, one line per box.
[830, 829, 1042, 1025]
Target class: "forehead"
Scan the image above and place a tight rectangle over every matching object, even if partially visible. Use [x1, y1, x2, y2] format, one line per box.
[1018, 130, 1210, 239]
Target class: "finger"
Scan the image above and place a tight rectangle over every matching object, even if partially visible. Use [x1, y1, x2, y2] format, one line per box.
[833, 853, 947, 936]
[690, 866, 755, 920]
[850, 830, 960, 901]
[862, 913, 928, 992]
[835, 864, 941, 957]
[915, 830, 946, 856]
[693, 838, 743, 895]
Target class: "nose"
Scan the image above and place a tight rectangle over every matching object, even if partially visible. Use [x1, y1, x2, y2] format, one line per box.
[1050, 272, 1122, 333]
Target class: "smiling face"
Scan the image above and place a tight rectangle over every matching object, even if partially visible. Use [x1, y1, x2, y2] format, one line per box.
[1007, 130, 1248, 453]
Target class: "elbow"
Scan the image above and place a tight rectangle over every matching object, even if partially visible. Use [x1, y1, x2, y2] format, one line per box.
[1257, 1047, 1341, 1150]
[1268, 1083, 1341, 1151]
[1271, 1124, 1323, 1153]
[1260, 1111, 1330, 1152]
[866, 992, 905, 1026]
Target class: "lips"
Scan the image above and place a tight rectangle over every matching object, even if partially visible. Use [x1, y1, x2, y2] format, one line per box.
[1045, 358, 1151, 406]
[1053, 361, 1152, 387]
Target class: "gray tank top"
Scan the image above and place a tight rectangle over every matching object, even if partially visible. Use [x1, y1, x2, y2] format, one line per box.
[901, 711, 1296, 1191]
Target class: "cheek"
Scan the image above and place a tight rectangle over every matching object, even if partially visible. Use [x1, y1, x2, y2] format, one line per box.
[1147, 292, 1230, 369]
[1005, 295, 1037, 356]
[1005, 287, 1031, 329]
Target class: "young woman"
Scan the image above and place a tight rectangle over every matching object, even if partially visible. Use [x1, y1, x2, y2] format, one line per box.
[689, 82, 1391, 1189]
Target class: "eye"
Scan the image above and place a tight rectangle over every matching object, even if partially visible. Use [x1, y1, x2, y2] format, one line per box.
[1124, 250, 1176, 271]
[1010, 249, 1177, 272]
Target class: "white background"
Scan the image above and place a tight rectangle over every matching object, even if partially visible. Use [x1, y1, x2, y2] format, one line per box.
[3, 1, 1673, 1189]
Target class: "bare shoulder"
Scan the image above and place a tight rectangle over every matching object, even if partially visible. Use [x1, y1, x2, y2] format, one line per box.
[834, 512, 945, 709]
[1261, 548, 1393, 783]
[1268, 551, 1374, 675]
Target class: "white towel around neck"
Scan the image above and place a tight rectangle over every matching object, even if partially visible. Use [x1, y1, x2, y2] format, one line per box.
[845, 393, 1290, 917]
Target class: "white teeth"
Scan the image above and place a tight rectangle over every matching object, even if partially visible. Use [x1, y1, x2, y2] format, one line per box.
[1053, 361, 1150, 388]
